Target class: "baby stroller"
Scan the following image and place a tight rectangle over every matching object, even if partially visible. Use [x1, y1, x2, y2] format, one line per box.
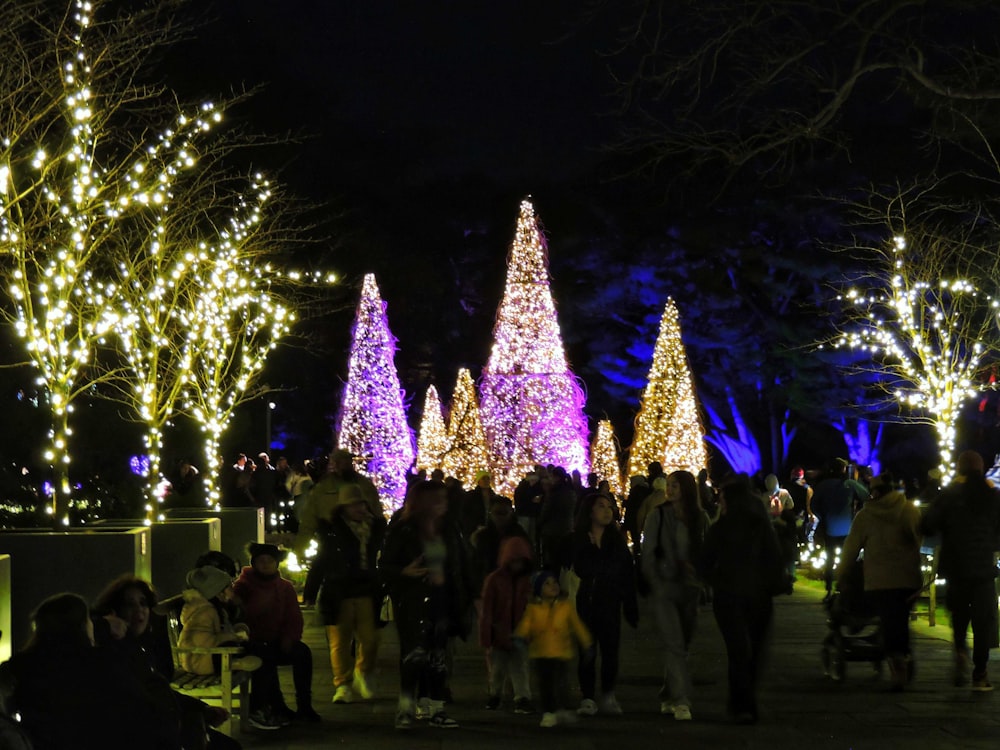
[820, 562, 884, 681]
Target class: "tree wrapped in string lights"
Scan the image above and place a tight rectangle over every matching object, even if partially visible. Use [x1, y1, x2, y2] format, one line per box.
[416, 384, 449, 474]
[0, 0, 217, 521]
[443, 367, 490, 489]
[826, 225, 1000, 481]
[479, 199, 590, 495]
[628, 297, 708, 478]
[336, 274, 414, 510]
[590, 419, 624, 500]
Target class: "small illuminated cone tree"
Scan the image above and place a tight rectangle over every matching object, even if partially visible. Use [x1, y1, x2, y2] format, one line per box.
[479, 199, 590, 495]
[628, 297, 708, 477]
[416, 384, 449, 474]
[591, 419, 625, 500]
[336, 274, 414, 511]
[827, 231, 1000, 482]
[443, 367, 490, 489]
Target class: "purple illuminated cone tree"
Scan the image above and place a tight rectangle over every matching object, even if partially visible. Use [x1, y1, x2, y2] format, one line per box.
[443, 367, 490, 489]
[416, 384, 449, 474]
[479, 199, 590, 495]
[628, 297, 708, 477]
[336, 274, 414, 510]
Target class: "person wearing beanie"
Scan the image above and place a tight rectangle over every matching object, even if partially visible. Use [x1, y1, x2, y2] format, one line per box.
[838, 472, 923, 691]
[922, 450, 1000, 691]
[513, 569, 593, 727]
[180, 565, 280, 730]
[233, 542, 319, 723]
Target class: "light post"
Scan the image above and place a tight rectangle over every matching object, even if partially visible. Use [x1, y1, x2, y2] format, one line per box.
[266, 401, 276, 451]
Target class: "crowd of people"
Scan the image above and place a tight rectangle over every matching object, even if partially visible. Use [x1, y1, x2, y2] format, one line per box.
[2, 446, 999, 744]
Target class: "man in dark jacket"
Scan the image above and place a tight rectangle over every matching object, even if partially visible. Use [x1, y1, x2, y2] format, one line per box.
[921, 450, 1000, 690]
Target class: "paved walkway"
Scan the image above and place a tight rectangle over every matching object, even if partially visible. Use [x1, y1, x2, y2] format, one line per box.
[243, 581, 999, 750]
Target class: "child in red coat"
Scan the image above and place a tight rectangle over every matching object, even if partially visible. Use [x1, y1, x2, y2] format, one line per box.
[479, 536, 535, 714]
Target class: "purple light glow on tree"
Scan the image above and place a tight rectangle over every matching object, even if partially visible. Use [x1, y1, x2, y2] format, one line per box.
[479, 199, 590, 495]
[336, 273, 414, 510]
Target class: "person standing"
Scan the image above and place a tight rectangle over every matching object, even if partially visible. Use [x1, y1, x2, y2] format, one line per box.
[309, 484, 387, 706]
[700, 475, 786, 724]
[921, 450, 1000, 690]
[837, 473, 923, 690]
[809, 458, 869, 601]
[641, 469, 709, 721]
[572, 494, 639, 716]
[379, 480, 475, 730]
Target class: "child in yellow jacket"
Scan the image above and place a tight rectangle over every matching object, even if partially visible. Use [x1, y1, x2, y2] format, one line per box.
[514, 570, 593, 727]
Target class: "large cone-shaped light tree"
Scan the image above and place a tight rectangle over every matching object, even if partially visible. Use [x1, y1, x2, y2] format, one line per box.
[628, 297, 708, 477]
[479, 199, 590, 495]
[443, 367, 490, 489]
[416, 384, 449, 473]
[336, 274, 414, 511]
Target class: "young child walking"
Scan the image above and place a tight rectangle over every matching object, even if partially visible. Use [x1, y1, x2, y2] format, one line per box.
[480, 536, 535, 713]
[514, 570, 593, 727]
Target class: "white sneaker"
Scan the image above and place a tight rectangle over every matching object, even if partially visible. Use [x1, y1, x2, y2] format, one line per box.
[577, 698, 598, 716]
[332, 685, 354, 704]
[540, 712, 558, 728]
[600, 693, 623, 714]
[660, 701, 674, 715]
[673, 705, 692, 721]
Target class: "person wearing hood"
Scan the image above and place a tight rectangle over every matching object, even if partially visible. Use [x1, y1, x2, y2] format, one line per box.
[233, 543, 318, 722]
[479, 535, 535, 714]
[180, 565, 280, 730]
[837, 472, 923, 691]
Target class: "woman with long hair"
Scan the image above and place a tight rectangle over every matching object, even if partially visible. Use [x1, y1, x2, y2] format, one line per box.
[572, 493, 638, 716]
[379, 480, 475, 730]
[640, 469, 710, 721]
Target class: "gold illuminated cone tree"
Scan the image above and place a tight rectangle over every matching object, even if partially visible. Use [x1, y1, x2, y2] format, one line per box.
[443, 367, 490, 489]
[628, 297, 708, 478]
[416, 384, 449, 474]
[336, 274, 414, 511]
[479, 199, 590, 495]
[826, 228, 1000, 482]
[591, 419, 625, 500]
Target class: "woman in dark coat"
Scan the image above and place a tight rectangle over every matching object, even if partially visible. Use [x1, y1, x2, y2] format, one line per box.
[571, 493, 639, 716]
[700, 475, 788, 724]
[379, 480, 475, 730]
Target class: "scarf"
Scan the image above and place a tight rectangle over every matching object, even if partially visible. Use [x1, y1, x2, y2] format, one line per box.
[347, 517, 372, 570]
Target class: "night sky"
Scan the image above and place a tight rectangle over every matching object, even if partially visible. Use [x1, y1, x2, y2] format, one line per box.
[161, 1, 627, 458]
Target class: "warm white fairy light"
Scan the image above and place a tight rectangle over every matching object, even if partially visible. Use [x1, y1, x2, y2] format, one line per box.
[443, 368, 490, 489]
[828, 233, 998, 482]
[590, 419, 625, 502]
[0, 1, 334, 521]
[416, 385, 449, 473]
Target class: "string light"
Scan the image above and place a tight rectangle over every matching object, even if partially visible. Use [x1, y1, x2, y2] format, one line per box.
[590, 419, 625, 502]
[479, 199, 590, 496]
[336, 274, 414, 512]
[443, 368, 490, 489]
[628, 297, 708, 478]
[415, 384, 449, 473]
[828, 233, 997, 483]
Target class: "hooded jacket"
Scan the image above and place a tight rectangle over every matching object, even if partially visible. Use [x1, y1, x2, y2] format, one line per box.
[479, 536, 533, 650]
[232, 566, 303, 649]
[514, 594, 592, 660]
[178, 589, 240, 675]
[838, 489, 923, 591]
